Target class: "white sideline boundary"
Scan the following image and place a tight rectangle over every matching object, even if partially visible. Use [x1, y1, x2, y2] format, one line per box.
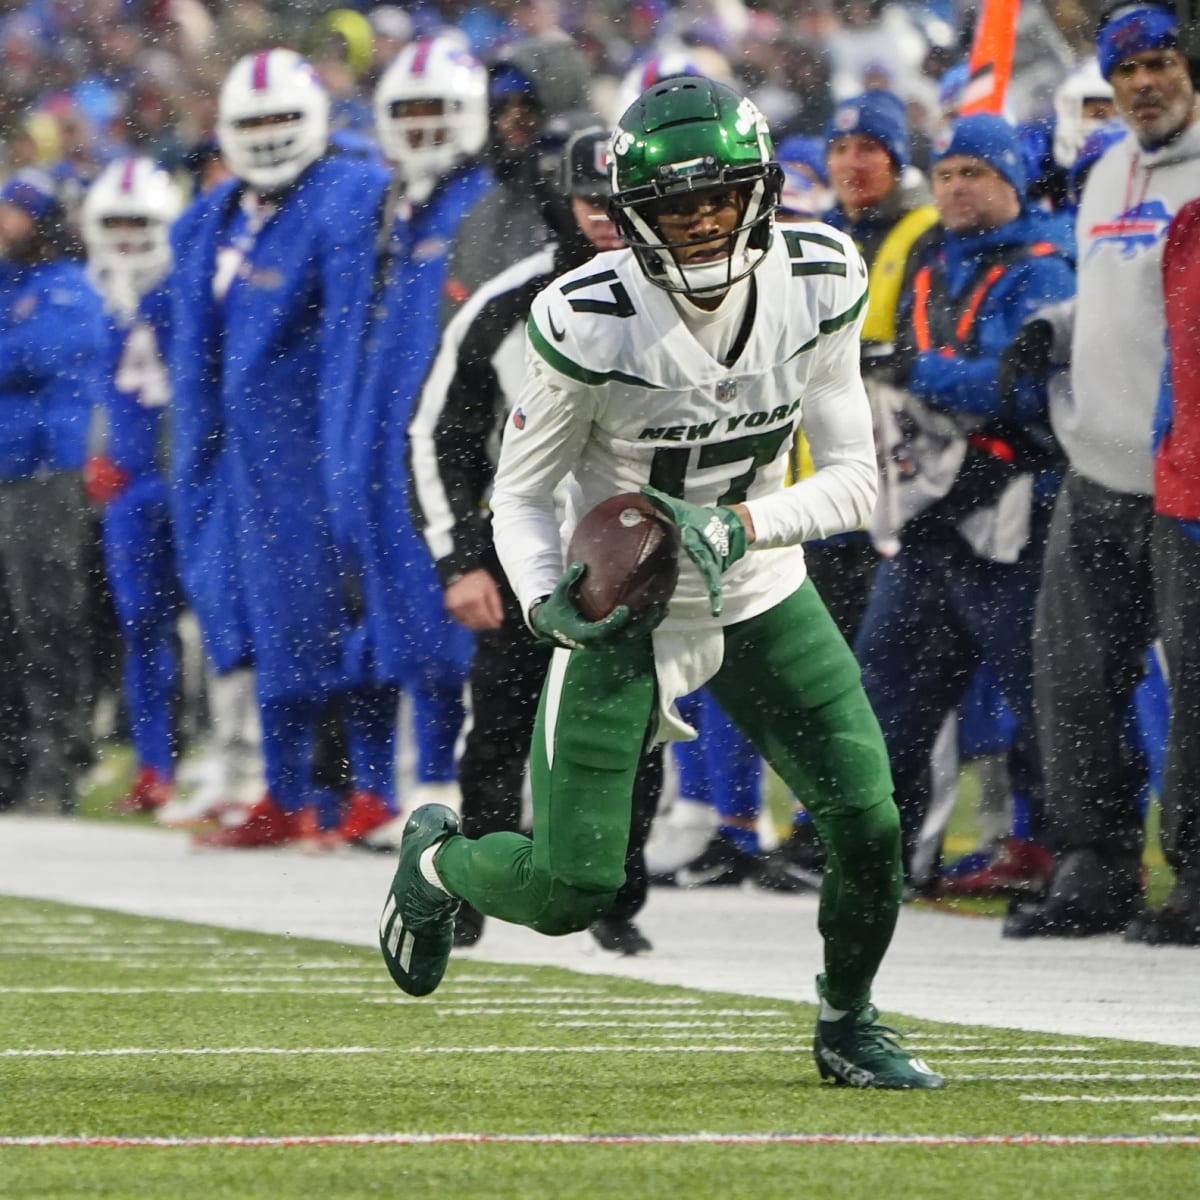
[1, 816, 1199, 1047]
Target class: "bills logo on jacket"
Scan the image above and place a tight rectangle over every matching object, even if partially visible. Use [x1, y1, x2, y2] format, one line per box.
[1088, 200, 1173, 259]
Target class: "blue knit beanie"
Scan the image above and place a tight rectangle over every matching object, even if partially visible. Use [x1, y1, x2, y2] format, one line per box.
[932, 113, 1028, 198]
[825, 91, 910, 171]
[1096, 3, 1179, 80]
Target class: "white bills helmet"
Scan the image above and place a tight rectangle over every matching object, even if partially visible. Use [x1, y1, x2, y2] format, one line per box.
[373, 36, 487, 204]
[81, 157, 182, 308]
[217, 48, 330, 191]
[1052, 58, 1114, 170]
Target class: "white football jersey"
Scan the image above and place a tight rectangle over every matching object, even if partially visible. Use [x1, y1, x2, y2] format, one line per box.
[491, 224, 878, 629]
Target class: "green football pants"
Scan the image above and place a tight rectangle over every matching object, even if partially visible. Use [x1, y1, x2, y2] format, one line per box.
[435, 580, 902, 1009]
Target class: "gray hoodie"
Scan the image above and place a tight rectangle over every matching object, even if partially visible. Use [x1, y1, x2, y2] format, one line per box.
[1057, 116, 1200, 495]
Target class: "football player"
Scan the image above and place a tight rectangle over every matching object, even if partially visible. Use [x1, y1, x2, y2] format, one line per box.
[169, 49, 393, 848]
[81, 158, 186, 816]
[344, 36, 495, 849]
[407, 126, 663, 955]
[380, 76, 944, 1090]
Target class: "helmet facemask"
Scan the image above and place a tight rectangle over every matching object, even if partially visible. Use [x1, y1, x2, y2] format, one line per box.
[608, 77, 783, 298]
[613, 169, 780, 297]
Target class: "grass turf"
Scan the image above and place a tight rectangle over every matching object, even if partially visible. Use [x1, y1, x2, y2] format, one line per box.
[1, 896, 1197, 1199]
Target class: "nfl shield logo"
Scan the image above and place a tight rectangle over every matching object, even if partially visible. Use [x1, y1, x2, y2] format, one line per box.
[716, 379, 738, 403]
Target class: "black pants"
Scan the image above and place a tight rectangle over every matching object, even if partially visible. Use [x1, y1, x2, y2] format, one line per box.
[1033, 470, 1154, 863]
[0, 473, 94, 808]
[1152, 514, 1200, 904]
[457, 556, 661, 921]
[0, 572, 29, 808]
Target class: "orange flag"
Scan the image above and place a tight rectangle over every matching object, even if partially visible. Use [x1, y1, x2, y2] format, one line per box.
[959, 0, 1020, 116]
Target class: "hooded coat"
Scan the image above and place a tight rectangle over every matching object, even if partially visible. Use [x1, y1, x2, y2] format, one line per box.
[439, 36, 591, 325]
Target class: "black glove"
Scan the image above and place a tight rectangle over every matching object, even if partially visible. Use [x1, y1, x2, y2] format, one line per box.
[998, 318, 1054, 406]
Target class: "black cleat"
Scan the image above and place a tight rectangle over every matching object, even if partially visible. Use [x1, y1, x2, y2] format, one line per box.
[588, 918, 652, 956]
[1001, 848, 1140, 939]
[672, 832, 758, 888]
[453, 903, 486, 948]
[1123, 905, 1200, 947]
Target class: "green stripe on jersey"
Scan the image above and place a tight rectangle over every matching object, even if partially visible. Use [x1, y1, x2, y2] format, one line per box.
[785, 229, 846, 255]
[526, 316, 661, 389]
[791, 261, 848, 278]
[785, 290, 869, 360]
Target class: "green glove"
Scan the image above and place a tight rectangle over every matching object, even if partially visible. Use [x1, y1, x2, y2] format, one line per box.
[529, 561, 633, 650]
[640, 485, 747, 618]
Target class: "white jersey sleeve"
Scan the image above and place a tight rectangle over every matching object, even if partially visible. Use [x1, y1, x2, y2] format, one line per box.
[490, 345, 597, 620]
[743, 281, 877, 549]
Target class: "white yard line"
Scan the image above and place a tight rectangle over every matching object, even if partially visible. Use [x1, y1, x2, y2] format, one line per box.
[1021, 1094, 1200, 1103]
[960, 1072, 1200, 1081]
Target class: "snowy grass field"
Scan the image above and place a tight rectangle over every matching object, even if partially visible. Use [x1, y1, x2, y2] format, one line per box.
[2, 895, 1199, 1199]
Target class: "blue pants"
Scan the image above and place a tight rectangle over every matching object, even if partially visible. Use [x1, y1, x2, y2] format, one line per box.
[260, 683, 398, 821]
[855, 531, 1046, 875]
[407, 664, 464, 785]
[102, 477, 183, 776]
[672, 688, 762, 823]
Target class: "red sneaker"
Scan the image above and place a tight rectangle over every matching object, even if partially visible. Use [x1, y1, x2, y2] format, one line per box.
[192, 794, 300, 848]
[938, 837, 1052, 899]
[115, 766, 174, 814]
[337, 791, 396, 844]
[296, 805, 343, 853]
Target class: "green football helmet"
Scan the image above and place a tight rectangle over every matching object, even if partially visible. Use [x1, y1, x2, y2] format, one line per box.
[608, 76, 783, 296]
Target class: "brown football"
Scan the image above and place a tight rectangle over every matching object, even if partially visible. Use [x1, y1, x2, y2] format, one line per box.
[566, 492, 681, 622]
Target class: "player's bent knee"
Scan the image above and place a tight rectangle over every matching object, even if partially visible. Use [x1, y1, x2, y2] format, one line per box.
[527, 883, 618, 937]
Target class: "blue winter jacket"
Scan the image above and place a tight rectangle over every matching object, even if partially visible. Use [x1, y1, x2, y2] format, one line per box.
[0, 258, 107, 479]
[168, 153, 391, 699]
[901, 211, 1076, 423]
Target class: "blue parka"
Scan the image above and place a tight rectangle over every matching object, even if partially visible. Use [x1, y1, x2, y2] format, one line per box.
[349, 160, 493, 686]
[168, 152, 391, 699]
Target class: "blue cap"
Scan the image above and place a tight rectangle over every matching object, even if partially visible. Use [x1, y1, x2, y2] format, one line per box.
[776, 134, 828, 185]
[933, 113, 1028, 198]
[0, 168, 59, 222]
[825, 91, 911, 171]
[1096, 4, 1179, 80]
[488, 60, 537, 107]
